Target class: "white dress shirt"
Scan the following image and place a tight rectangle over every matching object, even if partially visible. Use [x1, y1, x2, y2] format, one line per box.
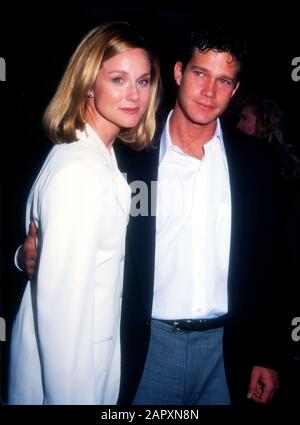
[152, 112, 231, 320]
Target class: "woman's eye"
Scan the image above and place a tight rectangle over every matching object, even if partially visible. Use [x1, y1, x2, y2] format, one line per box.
[138, 79, 150, 86]
[112, 77, 123, 84]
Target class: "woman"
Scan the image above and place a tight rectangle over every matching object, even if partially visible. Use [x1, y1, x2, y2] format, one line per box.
[8, 22, 161, 405]
[236, 95, 300, 180]
[236, 95, 283, 141]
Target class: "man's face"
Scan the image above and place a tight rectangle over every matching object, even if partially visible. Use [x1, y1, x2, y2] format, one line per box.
[174, 49, 240, 126]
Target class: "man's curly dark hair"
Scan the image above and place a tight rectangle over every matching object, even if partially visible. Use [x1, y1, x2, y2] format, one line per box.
[179, 25, 248, 76]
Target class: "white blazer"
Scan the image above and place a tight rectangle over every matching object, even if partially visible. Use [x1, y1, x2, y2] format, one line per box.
[8, 124, 131, 404]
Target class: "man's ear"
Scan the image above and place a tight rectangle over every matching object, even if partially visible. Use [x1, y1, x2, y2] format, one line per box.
[174, 62, 183, 86]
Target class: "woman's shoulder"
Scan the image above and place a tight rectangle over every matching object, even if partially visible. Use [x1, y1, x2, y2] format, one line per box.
[34, 141, 110, 192]
[47, 139, 108, 169]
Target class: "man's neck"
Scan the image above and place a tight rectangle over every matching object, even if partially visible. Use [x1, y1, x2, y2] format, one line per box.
[169, 105, 217, 160]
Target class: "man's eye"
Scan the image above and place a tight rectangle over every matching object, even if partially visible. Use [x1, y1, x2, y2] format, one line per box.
[220, 79, 232, 85]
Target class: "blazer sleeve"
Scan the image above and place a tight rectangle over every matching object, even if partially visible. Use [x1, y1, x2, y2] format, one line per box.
[34, 161, 106, 404]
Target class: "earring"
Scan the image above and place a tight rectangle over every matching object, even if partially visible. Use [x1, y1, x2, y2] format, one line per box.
[87, 91, 94, 98]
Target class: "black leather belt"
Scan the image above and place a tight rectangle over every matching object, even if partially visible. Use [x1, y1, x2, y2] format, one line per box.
[155, 314, 227, 332]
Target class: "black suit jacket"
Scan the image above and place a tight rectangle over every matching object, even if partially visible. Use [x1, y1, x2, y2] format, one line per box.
[115, 122, 283, 405]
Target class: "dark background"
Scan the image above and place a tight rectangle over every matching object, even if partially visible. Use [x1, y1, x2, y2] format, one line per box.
[1, 0, 300, 411]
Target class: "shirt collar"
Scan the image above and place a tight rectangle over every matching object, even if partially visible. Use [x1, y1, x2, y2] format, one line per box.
[159, 110, 225, 164]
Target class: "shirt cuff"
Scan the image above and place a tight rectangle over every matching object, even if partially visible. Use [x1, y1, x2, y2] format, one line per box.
[14, 245, 24, 272]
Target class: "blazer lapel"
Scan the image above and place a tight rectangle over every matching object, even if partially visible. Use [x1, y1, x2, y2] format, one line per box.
[111, 168, 131, 220]
[221, 128, 242, 299]
[115, 139, 160, 317]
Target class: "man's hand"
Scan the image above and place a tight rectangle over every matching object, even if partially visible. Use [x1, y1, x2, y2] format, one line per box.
[247, 366, 279, 403]
[18, 222, 38, 280]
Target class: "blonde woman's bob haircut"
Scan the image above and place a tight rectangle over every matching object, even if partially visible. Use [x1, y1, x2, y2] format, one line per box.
[43, 22, 161, 149]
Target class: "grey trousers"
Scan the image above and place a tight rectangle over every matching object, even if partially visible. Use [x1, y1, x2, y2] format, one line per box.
[133, 319, 231, 405]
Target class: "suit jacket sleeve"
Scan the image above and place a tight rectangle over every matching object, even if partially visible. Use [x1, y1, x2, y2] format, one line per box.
[34, 162, 104, 404]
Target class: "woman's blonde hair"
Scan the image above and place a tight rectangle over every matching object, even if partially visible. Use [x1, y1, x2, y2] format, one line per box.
[43, 22, 161, 149]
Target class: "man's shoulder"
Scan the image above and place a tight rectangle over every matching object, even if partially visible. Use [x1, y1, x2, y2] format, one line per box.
[114, 137, 161, 182]
[222, 124, 258, 148]
[114, 111, 167, 175]
[114, 137, 160, 162]
[222, 124, 282, 181]
[222, 124, 277, 158]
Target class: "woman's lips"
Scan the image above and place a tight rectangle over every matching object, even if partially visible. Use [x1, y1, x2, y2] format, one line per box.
[120, 107, 140, 114]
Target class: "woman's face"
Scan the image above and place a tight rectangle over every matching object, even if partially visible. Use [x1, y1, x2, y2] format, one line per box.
[236, 105, 257, 136]
[86, 48, 152, 136]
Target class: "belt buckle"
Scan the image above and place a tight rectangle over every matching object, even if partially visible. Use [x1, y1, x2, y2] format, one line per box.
[173, 320, 181, 331]
[173, 319, 192, 332]
[173, 318, 208, 332]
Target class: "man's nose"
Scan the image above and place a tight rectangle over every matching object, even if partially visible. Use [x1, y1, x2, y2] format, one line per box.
[201, 79, 216, 98]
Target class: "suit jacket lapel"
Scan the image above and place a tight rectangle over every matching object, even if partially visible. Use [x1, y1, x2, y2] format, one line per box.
[115, 139, 160, 317]
[221, 127, 242, 299]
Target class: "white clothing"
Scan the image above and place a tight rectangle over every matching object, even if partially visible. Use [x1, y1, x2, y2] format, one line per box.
[153, 113, 231, 320]
[8, 124, 130, 404]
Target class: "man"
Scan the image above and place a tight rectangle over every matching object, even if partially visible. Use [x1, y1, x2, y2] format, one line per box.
[18, 25, 282, 405]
